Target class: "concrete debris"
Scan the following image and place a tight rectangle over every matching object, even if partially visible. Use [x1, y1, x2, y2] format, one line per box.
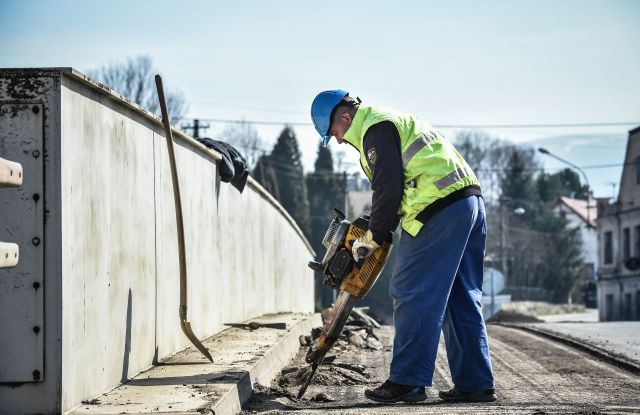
[277, 364, 370, 388]
[333, 362, 366, 375]
[350, 307, 381, 328]
[488, 310, 544, 324]
[365, 335, 383, 350]
[241, 383, 297, 412]
[310, 392, 335, 402]
[345, 328, 384, 350]
[299, 307, 384, 350]
[80, 398, 101, 405]
[347, 331, 368, 348]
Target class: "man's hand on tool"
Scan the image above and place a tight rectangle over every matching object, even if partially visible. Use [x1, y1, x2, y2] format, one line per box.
[352, 230, 380, 262]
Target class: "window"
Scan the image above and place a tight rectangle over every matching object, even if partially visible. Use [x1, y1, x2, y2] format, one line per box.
[604, 231, 613, 264]
[636, 156, 640, 184]
[624, 293, 632, 320]
[635, 225, 640, 257]
[623, 227, 631, 262]
[605, 294, 614, 321]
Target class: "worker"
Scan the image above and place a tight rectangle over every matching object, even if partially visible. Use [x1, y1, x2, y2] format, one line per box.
[310, 90, 496, 403]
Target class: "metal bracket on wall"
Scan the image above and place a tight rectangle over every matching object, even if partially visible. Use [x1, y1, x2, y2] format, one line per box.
[0, 156, 23, 187]
[0, 103, 44, 383]
[0, 156, 22, 269]
[0, 242, 19, 269]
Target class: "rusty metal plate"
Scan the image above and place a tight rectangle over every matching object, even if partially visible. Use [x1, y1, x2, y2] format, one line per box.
[0, 103, 44, 383]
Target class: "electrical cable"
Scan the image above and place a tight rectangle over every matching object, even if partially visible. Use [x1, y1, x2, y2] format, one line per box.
[179, 116, 640, 129]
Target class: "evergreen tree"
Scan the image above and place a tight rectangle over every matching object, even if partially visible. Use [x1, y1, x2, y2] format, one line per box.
[537, 168, 589, 202]
[500, 148, 586, 303]
[306, 143, 345, 308]
[541, 221, 584, 303]
[501, 148, 537, 209]
[261, 127, 311, 235]
[252, 154, 280, 200]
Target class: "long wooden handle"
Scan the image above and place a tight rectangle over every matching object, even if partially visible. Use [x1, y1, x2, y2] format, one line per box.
[155, 74, 212, 363]
[155, 75, 188, 314]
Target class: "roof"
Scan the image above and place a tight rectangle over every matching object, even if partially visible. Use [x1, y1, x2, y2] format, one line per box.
[556, 196, 598, 228]
[629, 125, 640, 136]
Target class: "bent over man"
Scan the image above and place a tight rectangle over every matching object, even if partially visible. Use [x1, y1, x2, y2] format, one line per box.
[310, 90, 496, 403]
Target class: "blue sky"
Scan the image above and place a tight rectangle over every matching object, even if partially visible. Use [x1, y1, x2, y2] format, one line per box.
[2, 0, 639, 197]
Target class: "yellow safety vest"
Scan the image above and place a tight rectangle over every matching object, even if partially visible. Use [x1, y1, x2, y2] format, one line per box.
[343, 105, 480, 236]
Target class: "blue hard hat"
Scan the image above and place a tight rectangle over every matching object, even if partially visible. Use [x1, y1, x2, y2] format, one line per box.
[311, 89, 349, 146]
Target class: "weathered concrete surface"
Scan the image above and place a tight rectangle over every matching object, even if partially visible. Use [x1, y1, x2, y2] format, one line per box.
[0, 68, 315, 414]
[243, 325, 640, 414]
[526, 322, 640, 365]
[69, 313, 320, 414]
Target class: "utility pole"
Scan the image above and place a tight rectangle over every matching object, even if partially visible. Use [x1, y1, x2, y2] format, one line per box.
[498, 200, 506, 316]
[182, 119, 210, 139]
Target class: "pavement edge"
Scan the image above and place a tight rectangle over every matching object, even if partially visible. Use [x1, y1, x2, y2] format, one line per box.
[502, 323, 640, 376]
[205, 313, 322, 415]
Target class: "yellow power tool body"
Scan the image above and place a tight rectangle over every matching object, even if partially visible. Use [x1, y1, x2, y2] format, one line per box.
[298, 209, 392, 397]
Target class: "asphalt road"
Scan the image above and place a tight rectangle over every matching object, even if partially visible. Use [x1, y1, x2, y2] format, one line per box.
[242, 325, 640, 414]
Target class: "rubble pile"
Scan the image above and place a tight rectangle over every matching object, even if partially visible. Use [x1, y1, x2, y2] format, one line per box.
[278, 362, 370, 388]
[487, 309, 544, 324]
[299, 307, 384, 351]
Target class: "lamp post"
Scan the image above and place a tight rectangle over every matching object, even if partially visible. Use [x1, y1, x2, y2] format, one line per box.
[538, 147, 593, 225]
[495, 199, 525, 316]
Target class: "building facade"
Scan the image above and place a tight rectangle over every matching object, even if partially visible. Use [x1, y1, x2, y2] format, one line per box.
[554, 196, 598, 306]
[596, 126, 640, 321]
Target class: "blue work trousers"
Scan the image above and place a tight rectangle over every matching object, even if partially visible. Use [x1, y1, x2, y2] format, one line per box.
[389, 195, 494, 390]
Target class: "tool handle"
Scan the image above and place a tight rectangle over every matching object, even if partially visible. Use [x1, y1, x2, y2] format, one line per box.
[155, 75, 188, 308]
[156, 75, 213, 363]
[297, 363, 319, 399]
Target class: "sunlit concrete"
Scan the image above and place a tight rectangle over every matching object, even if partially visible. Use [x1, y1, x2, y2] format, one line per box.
[0, 68, 314, 414]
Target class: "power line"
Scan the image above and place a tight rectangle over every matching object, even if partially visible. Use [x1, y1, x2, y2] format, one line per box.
[187, 102, 307, 115]
[435, 122, 639, 129]
[183, 104, 640, 129]
[181, 117, 311, 126]
[179, 116, 640, 129]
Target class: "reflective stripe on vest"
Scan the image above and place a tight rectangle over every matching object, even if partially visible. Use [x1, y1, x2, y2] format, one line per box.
[401, 131, 437, 168]
[434, 166, 472, 190]
[342, 105, 480, 237]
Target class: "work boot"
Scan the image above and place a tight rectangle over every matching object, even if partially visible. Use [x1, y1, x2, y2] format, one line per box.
[439, 386, 497, 402]
[364, 379, 427, 403]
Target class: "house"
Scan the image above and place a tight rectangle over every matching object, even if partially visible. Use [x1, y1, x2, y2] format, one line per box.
[596, 126, 640, 321]
[553, 196, 598, 306]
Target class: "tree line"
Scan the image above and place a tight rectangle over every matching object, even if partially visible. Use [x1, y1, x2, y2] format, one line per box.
[236, 125, 588, 314]
[91, 55, 589, 315]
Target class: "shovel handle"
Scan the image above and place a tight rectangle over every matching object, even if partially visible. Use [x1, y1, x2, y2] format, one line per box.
[155, 74, 212, 363]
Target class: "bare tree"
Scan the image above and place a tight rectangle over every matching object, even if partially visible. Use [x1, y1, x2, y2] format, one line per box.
[216, 120, 265, 169]
[88, 55, 187, 124]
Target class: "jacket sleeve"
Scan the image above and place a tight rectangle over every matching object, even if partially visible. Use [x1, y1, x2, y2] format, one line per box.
[362, 121, 404, 244]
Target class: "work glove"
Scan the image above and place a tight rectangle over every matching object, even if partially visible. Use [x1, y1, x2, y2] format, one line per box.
[352, 230, 380, 262]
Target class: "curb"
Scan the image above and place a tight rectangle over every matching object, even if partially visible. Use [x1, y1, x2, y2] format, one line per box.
[204, 313, 321, 415]
[69, 313, 322, 415]
[501, 323, 640, 376]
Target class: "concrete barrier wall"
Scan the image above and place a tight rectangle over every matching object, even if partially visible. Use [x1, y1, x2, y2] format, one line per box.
[0, 68, 314, 414]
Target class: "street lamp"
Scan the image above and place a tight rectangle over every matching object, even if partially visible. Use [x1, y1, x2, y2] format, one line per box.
[494, 200, 525, 316]
[538, 147, 593, 226]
